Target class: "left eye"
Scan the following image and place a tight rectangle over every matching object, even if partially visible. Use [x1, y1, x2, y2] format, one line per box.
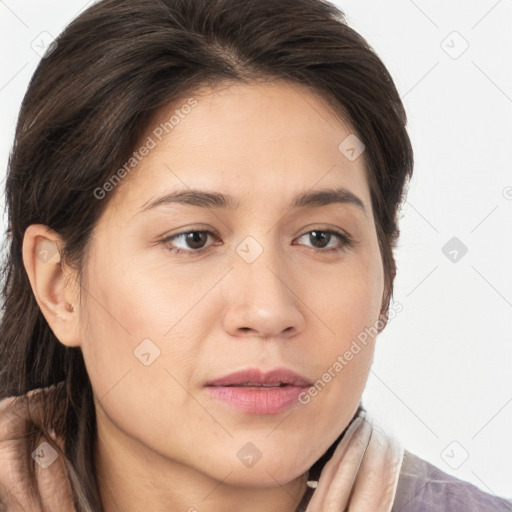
[294, 230, 352, 252]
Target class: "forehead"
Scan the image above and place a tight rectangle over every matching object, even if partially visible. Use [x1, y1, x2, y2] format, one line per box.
[108, 80, 371, 216]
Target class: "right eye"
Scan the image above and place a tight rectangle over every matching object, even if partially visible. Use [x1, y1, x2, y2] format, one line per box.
[161, 230, 221, 255]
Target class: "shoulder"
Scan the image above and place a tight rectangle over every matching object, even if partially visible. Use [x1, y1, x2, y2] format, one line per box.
[392, 449, 512, 512]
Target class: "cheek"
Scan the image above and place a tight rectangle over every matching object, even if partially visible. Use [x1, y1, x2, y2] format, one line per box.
[78, 251, 223, 405]
[304, 279, 377, 389]
[78, 259, 215, 457]
[310, 247, 384, 349]
[300, 247, 383, 420]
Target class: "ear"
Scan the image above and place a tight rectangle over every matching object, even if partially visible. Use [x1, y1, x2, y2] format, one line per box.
[22, 224, 82, 347]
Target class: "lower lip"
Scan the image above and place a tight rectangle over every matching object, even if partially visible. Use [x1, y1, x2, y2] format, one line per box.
[205, 385, 309, 414]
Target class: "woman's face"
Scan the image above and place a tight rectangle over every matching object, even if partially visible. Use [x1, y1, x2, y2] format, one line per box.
[78, 81, 385, 488]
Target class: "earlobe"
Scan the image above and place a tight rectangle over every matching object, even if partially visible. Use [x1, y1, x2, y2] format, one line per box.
[22, 224, 82, 347]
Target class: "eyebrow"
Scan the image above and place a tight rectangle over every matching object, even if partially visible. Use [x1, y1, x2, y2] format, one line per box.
[139, 187, 367, 216]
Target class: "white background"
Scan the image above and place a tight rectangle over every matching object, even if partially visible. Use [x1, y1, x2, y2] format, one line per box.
[1, 0, 511, 500]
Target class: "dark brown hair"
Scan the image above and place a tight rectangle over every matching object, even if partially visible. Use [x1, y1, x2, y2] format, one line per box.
[0, 0, 413, 510]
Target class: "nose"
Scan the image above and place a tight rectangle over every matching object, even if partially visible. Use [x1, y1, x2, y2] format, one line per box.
[222, 242, 307, 340]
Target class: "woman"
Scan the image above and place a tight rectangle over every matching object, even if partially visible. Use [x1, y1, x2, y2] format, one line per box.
[0, 0, 510, 510]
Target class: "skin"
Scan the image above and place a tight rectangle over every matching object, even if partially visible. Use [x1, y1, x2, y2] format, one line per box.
[22, 80, 386, 512]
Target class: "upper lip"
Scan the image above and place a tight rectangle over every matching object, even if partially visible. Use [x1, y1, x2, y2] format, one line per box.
[205, 367, 313, 387]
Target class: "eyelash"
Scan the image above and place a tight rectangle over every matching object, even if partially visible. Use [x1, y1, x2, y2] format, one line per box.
[161, 228, 354, 256]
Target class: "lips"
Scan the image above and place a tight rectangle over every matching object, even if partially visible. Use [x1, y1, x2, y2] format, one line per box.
[205, 367, 313, 387]
[204, 367, 314, 414]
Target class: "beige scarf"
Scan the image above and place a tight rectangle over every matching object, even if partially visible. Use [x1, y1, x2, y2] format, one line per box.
[0, 389, 403, 512]
[298, 408, 404, 511]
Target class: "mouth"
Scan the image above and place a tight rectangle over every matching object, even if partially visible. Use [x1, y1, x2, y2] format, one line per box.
[204, 367, 313, 415]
